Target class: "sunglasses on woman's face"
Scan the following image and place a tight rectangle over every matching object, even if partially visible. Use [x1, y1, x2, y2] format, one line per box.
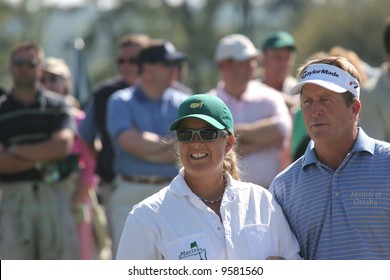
[176, 128, 228, 142]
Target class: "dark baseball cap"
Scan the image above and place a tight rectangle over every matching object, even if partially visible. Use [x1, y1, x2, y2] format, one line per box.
[138, 41, 186, 64]
[262, 31, 296, 51]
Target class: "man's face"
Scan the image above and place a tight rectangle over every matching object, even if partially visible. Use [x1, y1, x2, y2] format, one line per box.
[10, 49, 42, 89]
[117, 45, 142, 85]
[222, 58, 256, 84]
[41, 72, 68, 95]
[300, 83, 359, 147]
[262, 48, 295, 79]
[141, 62, 175, 89]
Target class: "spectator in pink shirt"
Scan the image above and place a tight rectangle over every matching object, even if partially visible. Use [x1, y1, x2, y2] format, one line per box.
[42, 57, 99, 259]
[209, 34, 292, 188]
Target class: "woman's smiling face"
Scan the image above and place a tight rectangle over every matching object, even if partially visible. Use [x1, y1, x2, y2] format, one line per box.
[177, 118, 233, 178]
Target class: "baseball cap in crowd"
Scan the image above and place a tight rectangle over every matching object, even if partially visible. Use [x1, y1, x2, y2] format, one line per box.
[289, 63, 361, 98]
[138, 41, 186, 65]
[215, 34, 259, 62]
[262, 31, 296, 51]
[169, 94, 234, 134]
[44, 57, 71, 79]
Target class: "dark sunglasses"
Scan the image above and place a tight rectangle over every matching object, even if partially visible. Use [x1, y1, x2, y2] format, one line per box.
[117, 58, 137, 65]
[12, 58, 40, 68]
[176, 128, 228, 142]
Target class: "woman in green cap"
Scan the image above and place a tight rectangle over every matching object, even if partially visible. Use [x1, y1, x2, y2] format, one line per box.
[116, 93, 300, 260]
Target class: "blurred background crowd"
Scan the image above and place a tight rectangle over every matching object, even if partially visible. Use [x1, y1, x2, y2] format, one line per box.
[0, 0, 389, 260]
[0, 0, 389, 98]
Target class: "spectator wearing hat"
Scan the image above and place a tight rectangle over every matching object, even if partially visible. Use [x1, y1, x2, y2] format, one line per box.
[269, 56, 390, 259]
[42, 57, 100, 260]
[259, 31, 301, 169]
[116, 93, 301, 260]
[106, 40, 190, 256]
[208, 34, 292, 188]
[259, 30, 299, 111]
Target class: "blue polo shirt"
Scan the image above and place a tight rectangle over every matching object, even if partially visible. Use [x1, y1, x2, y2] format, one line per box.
[107, 85, 188, 179]
[269, 128, 390, 259]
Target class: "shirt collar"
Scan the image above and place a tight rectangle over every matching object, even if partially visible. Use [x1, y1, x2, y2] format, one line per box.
[302, 127, 375, 169]
[170, 168, 233, 200]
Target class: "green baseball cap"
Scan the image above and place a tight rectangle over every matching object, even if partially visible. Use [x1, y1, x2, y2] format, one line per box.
[169, 94, 234, 134]
[262, 31, 296, 51]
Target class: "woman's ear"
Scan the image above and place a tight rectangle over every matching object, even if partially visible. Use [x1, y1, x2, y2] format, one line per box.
[225, 134, 235, 153]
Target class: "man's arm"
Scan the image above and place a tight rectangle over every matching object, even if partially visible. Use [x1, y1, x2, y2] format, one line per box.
[235, 118, 284, 156]
[7, 128, 75, 163]
[116, 129, 177, 164]
[0, 144, 35, 173]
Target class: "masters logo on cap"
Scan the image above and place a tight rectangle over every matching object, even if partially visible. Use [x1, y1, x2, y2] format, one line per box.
[169, 94, 234, 134]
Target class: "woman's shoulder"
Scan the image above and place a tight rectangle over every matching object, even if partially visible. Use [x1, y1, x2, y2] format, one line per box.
[230, 179, 273, 198]
[131, 186, 170, 214]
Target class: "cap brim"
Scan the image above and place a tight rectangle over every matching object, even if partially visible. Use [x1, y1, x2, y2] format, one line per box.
[170, 114, 225, 131]
[289, 80, 349, 95]
[165, 52, 186, 61]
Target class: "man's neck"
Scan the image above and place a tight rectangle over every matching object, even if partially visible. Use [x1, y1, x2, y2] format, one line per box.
[263, 75, 284, 92]
[12, 86, 40, 105]
[140, 83, 168, 101]
[223, 81, 248, 99]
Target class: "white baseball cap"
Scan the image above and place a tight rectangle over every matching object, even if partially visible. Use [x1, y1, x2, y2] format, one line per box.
[290, 63, 360, 98]
[44, 57, 71, 79]
[215, 34, 259, 62]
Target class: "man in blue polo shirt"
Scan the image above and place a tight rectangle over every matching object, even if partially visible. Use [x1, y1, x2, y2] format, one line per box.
[269, 56, 390, 259]
[106, 40, 190, 256]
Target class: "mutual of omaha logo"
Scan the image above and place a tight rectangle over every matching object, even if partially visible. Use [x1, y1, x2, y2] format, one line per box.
[178, 241, 207, 260]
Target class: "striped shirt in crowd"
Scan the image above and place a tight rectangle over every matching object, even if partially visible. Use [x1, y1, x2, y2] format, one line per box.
[0, 90, 76, 182]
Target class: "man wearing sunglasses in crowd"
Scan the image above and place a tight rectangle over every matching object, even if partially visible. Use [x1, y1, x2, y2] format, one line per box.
[0, 42, 79, 259]
[106, 40, 190, 257]
[79, 33, 150, 257]
[116, 94, 301, 260]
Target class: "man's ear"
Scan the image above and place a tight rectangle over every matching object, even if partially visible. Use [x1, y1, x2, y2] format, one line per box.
[352, 98, 361, 119]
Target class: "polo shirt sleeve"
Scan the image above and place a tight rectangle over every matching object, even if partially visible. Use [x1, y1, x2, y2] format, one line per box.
[269, 93, 292, 139]
[106, 89, 134, 141]
[271, 198, 302, 260]
[55, 101, 77, 133]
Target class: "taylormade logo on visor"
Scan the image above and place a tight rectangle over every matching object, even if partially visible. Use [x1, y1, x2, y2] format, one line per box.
[291, 63, 360, 98]
[301, 68, 340, 79]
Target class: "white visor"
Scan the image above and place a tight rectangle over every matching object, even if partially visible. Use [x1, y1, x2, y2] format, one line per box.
[289, 63, 360, 98]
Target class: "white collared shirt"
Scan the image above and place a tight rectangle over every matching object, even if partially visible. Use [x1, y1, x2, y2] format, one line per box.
[116, 169, 301, 260]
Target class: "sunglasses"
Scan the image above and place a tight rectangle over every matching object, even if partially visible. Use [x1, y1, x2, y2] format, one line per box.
[176, 128, 228, 142]
[12, 58, 40, 68]
[117, 58, 137, 65]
